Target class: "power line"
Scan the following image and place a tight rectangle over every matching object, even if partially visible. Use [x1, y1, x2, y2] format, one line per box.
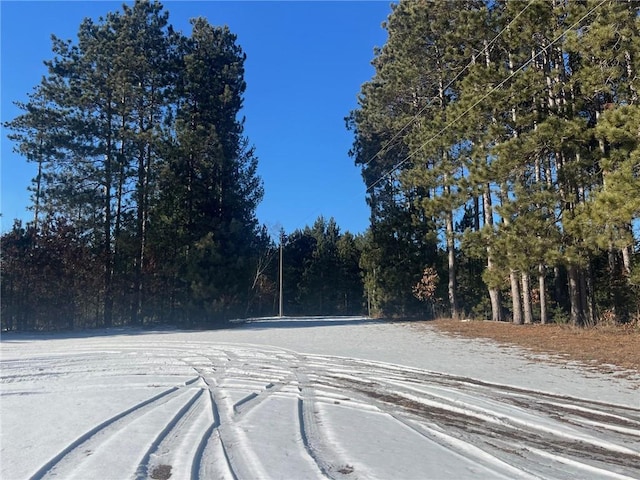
[272, 0, 606, 238]
[365, 0, 608, 195]
[357, 0, 537, 173]
[291, 0, 539, 235]
[276, 0, 535, 236]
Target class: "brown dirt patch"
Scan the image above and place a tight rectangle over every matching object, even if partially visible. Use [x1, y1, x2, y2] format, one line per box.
[423, 319, 640, 374]
[150, 464, 172, 480]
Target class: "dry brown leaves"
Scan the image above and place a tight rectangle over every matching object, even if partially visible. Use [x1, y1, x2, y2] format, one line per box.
[423, 319, 640, 374]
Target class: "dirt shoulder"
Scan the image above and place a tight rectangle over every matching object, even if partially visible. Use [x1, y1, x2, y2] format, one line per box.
[423, 319, 640, 374]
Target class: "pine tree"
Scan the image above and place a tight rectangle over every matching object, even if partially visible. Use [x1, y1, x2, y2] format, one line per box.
[337, 232, 366, 315]
[4, 1, 265, 328]
[349, 0, 638, 325]
[347, 1, 447, 318]
[152, 18, 263, 324]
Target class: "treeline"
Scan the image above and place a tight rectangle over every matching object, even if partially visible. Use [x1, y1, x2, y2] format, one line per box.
[281, 217, 364, 316]
[2, 1, 268, 330]
[348, 0, 640, 325]
[1, 1, 368, 332]
[5, 0, 640, 331]
[1, 214, 366, 331]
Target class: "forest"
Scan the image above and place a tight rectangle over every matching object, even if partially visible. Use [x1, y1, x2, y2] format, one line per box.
[2, 0, 639, 331]
[348, 0, 640, 326]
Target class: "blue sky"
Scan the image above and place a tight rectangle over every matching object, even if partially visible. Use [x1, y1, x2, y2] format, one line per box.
[1, 1, 392, 236]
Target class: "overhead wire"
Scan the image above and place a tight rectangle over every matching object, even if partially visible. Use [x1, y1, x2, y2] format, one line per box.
[275, 0, 605, 238]
[288, 0, 538, 236]
[357, 0, 537, 172]
[364, 0, 608, 194]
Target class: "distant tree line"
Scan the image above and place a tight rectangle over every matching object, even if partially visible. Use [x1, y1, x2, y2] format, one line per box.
[281, 217, 365, 316]
[5, 0, 639, 331]
[1, 1, 368, 331]
[347, 0, 640, 325]
[3, 1, 269, 329]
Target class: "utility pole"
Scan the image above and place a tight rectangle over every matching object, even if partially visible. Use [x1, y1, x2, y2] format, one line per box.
[279, 232, 284, 317]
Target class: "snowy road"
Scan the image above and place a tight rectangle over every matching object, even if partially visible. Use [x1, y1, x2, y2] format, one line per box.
[1, 317, 639, 479]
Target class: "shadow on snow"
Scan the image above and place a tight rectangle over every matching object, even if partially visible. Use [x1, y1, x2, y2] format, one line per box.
[0, 316, 382, 342]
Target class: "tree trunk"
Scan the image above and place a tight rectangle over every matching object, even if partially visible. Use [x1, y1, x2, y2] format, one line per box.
[584, 263, 596, 327]
[521, 272, 533, 324]
[538, 264, 548, 324]
[473, 195, 480, 231]
[488, 273, 502, 322]
[437, 41, 459, 320]
[134, 144, 146, 325]
[114, 106, 127, 272]
[567, 264, 585, 326]
[622, 246, 632, 275]
[554, 265, 564, 310]
[33, 139, 44, 230]
[114, 143, 126, 258]
[484, 186, 502, 321]
[622, 226, 632, 274]
[103, 106, 114, 329]
[446, 203, 459, 320]
[133, 85, 155, 326]
[510, 270, 523, 324]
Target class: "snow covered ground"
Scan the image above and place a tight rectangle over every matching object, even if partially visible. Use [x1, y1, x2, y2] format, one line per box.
[1, 316, 639, 480]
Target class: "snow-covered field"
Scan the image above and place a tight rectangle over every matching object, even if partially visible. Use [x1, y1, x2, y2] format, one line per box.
[1, 317, 639, 480]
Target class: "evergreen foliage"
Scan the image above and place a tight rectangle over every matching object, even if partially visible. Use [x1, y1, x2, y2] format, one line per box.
[348, 0, 640, 325]
[2, 1, 265, 329]
[4, 0, 639, 330]
[282, 217, 366, 316]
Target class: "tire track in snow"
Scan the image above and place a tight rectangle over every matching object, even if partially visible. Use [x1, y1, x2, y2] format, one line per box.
[189, 345, 640, 479]
[357, 383, 639, 479]
[191, 350, 334, 480]
[134, 388, 206, 480]
[190, 371, 238, 480]
[191, 389, 236, 480]
[29, 382, 193, 480]
[378, 375, 639, 456]
[302, 353, 640, 479]
[187, 352, 289, 480]
[388, 413, 540, 480]
[10, 339, 640, 480]
[232, 382, 287, 416]
[196, 370, 270, 480]
[295, 368, 361, 480]
[303, 370, 533, 480]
